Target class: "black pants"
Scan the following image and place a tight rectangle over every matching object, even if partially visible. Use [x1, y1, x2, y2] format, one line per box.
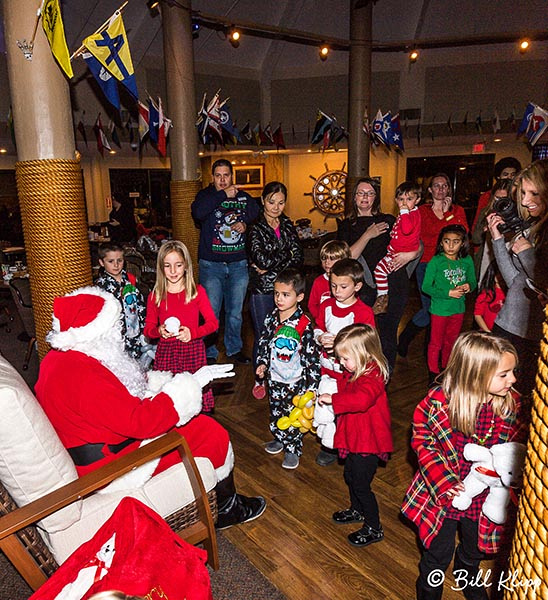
[417, 517, 487, 600]
[344, 453, 380, 529]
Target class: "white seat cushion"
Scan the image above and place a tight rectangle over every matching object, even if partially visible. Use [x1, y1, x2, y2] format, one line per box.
[0, 356, 81, 532]
[45, 458, 216, 563]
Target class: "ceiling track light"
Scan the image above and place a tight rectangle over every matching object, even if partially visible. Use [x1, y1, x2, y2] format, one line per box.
[319, 44, 329, 61]
[228, 28, 241, 48]
[146, 0, 160, 17]
[409, 49, 419, 63]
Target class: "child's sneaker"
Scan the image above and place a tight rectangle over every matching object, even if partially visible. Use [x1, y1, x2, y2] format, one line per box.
[347, 524, 384, 547]
[372, 294, 389, 315]
[282, 452, 299, 469]
[252, 382, 266, 399]
[265, 440, 283, 454]
[332, 508, 365, 524]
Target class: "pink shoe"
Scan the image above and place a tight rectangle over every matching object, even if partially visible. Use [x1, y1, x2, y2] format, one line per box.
[252, 382, 266, 399]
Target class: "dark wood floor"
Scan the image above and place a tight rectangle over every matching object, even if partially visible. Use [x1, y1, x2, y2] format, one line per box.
[212, 312, 479, 600]
[0, 285, 486, 600]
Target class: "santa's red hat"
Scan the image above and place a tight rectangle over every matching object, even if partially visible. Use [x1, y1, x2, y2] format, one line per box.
[47, 287, 121, 351]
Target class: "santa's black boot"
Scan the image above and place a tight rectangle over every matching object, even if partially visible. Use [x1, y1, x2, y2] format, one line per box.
[215, 472, 267, 530]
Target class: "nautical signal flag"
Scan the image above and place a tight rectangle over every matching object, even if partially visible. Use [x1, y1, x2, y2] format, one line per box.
[83, 12, 137, 100]
[527, 105, 548, 146]
[137, 100, 149, 142]
[82, 52, 120, 110]
[41, 0, 73, 79]
[93, 114, 111, 156]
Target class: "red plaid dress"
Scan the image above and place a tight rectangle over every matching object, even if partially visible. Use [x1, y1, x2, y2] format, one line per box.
[401, 387, 524, 553]
[154, 338, 214, 412]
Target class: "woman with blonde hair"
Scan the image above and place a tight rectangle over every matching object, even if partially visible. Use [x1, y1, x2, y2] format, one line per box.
[487, 158, 548, 397]
[144, 240, 219, 412]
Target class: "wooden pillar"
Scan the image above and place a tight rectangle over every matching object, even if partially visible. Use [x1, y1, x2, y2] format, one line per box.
[3, 0, 92, 358]
[346, 0, 373, 208]
[161, 0, 201, 268]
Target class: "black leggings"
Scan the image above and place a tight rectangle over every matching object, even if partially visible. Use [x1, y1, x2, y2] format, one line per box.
[343, 453, 380, 528]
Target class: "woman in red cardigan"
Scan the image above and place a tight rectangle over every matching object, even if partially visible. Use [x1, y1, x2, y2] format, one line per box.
[397, 173, 469, 358]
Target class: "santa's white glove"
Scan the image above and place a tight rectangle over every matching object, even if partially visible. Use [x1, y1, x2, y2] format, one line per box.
[194, 364, 235, 388]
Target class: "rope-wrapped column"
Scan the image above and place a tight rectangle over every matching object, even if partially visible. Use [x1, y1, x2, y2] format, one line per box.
[504, 311, 548, 599]
[15, 158, 92, 359]
[170, 179, 202, 270]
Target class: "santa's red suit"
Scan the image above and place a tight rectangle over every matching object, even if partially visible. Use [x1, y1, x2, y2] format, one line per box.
[34, 287, 266, 529]
[36, 349, 231, 477]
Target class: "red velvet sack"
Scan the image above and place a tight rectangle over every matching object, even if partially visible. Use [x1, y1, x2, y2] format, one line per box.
[31, 497, 213, 600]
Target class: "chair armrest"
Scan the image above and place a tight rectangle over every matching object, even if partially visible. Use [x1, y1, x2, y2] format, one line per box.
[0, 431, 187, 540]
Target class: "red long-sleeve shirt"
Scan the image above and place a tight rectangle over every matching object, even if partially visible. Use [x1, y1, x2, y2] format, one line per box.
[144, 285, 218, 341]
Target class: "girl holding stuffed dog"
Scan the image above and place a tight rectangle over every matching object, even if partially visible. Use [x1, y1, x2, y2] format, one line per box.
[401, 331, 526, 600]
[318, 323, 392, 548]
[144, 240, 218, 412]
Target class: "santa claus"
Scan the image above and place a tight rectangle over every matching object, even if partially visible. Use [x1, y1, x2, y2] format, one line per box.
[35, 286, 266, 529]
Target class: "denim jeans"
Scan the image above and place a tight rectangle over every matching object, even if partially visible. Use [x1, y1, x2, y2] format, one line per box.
[249, 292, 275, 368]
[411, 261, 432, 328]
[199, 259, 249, 359]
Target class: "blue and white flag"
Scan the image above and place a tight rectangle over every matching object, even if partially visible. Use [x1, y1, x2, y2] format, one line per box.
[83, 52, 120, 110]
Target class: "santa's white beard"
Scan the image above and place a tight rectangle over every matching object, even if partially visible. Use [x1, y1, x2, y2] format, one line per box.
[71, 324, 148, 398]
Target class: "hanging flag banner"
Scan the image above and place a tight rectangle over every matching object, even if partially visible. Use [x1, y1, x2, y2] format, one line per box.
[82, 52, 120, 109]
[527, 105, 548, 146]
[41, 0, 73, 78]
[83, 12, 137, 99]
[93, 114, 111, 156]
[137, 100, 150, 142]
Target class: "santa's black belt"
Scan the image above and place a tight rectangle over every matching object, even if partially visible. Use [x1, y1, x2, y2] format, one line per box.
[67, 438, 137, 466]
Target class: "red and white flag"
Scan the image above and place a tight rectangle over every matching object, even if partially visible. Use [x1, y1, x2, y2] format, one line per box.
[93, 114, 111, 156]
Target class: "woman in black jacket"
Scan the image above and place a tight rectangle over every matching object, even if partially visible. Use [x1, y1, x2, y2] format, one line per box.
[246, 181, 304, 393]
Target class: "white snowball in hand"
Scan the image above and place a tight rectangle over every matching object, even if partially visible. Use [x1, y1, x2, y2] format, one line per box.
[164, 316, 181, 334]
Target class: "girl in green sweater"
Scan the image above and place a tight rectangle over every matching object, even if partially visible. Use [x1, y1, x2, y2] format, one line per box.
[422, 224, 477, 380]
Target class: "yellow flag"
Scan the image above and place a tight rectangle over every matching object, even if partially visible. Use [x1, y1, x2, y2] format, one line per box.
[83, 13, 134, 83]
[41, 0, 73, 79]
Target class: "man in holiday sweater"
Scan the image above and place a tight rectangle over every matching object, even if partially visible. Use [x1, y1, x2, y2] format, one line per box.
[191, 159, 259, 364]
[35, 286, 266, 530]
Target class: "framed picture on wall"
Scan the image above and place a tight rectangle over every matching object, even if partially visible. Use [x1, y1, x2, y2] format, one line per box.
[233, 164, 264, 189]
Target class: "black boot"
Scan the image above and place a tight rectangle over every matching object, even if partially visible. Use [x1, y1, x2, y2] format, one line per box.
[452, 546, 488, 600]
[215, 472, 267, 530]
[397, 320, 424, 357]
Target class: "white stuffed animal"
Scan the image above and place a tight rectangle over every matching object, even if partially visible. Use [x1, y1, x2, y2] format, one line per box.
[452, 442, 526, 524]
[313, 375, 338, 449]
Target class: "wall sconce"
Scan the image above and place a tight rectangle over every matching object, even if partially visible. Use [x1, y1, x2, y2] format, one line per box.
[409, 49, 419, 63]
[519, 39, 530, 53]
[146, 0, 160, 17]
[319, 44, 329, 61]
[228, 28, 241, 48]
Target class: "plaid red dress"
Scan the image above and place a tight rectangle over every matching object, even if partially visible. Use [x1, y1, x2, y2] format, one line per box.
[154, 338, 214, 412]
[401, 386, 524, 553]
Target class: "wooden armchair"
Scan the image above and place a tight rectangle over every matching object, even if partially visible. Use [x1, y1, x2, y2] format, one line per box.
[0, 432, 219, 591]
[0, 355, 219, 592]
